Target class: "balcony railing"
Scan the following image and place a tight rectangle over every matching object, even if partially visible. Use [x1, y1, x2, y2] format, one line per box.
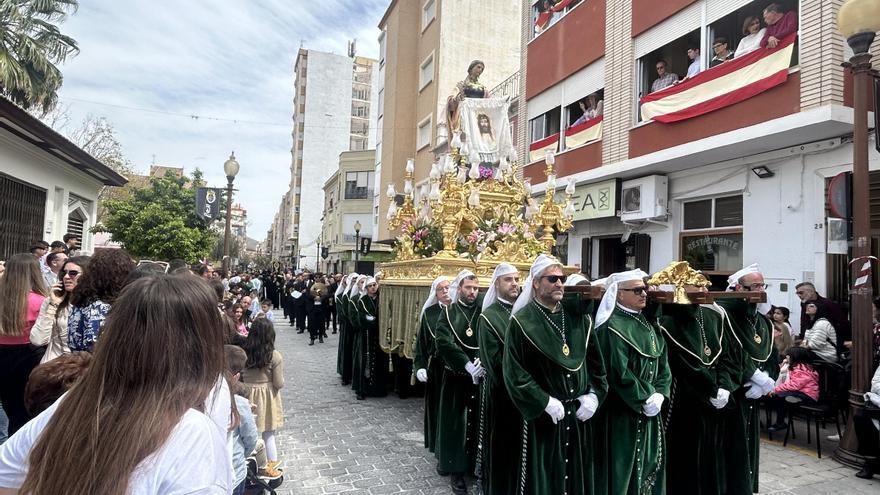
[490, 71, 520, 100]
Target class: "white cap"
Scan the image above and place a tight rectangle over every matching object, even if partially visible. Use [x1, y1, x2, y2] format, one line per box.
[511, 254, 562, 316]
[420, 276, 450, 322]
[349, 274, 368, 298]
[595, 268, 649, 327]
[448, 269, 476, 303]
[482, 263, 519, 311]
[564, 274, 589, 286]
[365, 277, 377, 286]
[727, 263, 760, 290]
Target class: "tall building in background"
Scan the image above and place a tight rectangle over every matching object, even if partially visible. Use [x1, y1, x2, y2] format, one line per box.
[375, 0, 522, 242]
[268, 46, 379, 268]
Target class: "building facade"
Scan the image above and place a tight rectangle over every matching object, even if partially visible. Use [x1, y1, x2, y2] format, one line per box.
[322, 150, 392, 275]
[268, 48, 379, 267]
[522, 0, 880, 330]
[0, 97, 127, 258]
[375, 0, 522, 241]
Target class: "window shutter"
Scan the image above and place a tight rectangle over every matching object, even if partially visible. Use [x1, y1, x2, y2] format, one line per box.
[562, 58, 605, 107]
[526, 83, 563, 120]
[706, 0, 754, 25]
[633, 2, 702, 59]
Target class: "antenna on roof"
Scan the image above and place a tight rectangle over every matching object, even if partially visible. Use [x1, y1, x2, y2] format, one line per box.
[348, 39, 357, 58]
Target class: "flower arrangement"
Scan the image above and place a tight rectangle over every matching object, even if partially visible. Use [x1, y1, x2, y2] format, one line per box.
[395, 217, 443, 259]
[454, 218, 544, 262]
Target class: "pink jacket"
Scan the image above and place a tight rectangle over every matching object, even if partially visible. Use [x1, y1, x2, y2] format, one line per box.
[773, 364, 819, 401]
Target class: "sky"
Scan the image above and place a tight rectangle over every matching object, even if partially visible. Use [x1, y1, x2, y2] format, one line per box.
[55, 0, 387, 240]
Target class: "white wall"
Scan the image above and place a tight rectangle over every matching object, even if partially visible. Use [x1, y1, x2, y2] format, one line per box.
[0, 129, 104, 252]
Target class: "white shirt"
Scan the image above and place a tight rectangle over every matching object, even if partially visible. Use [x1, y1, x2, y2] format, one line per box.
[734, 28, 766, 58]
[0, 398, 231, 494]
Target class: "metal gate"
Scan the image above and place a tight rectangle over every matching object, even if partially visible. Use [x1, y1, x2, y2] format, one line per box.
[0, 173, 46, 260]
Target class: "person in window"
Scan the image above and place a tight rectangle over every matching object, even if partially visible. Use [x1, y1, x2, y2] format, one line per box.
[735, 16, 767, 57]
[710, 37, 734, 67]
[651, 60, 679, 93]
[571, 93, 604, 127]
[761, 3, 798, 49]
[678, 46, 702, 82]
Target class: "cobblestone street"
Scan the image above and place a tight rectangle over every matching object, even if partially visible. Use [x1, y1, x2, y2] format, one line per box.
[273, 323, 879, 495]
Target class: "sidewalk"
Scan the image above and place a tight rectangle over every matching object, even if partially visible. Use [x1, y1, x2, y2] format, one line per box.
[758, 436, 879, 494]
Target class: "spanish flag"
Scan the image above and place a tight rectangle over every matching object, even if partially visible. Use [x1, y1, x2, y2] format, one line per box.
[529, 133, 559, 163]
[564, 115, 603, 149]
[639, 33, 796, 123]
[535, 0, 574, 31]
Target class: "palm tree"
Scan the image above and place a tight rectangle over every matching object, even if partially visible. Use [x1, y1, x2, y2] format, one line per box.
[0, 0, 79, 113]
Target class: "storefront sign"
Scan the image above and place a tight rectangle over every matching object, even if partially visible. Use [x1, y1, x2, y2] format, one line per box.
[555, 179, 619, 221]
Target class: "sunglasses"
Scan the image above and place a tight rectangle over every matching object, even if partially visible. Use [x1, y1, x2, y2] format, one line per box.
[540, 275, 568, 284]
[61, 270, 81, 278]
[619, 287, 648, 295]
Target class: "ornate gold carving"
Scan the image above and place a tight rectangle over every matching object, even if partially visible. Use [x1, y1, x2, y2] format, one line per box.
[647, 261, 711, 304]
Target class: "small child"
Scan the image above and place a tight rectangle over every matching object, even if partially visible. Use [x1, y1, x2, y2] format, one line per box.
[241, 319, 285, 474]
[259, 300, 274, 323]
[767, 346, 819, 432]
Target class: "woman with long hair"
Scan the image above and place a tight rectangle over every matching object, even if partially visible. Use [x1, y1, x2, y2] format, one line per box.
[770, 306, 794, 355]
[67, 249, 134, 352]
[241, 318, 284, 473]
[803, 302, 838, 363]
[0, 274, 231, 494]
[0, 254, 48, 434]
[30, 256, 90, 363]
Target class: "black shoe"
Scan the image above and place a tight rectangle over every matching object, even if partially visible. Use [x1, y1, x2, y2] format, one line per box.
[341, 381, 350, 386]
[297, 330, 304, 334]
[767, 423, 787, 433]
[450, 474, 467, 494]
[319, 337, 324, 343]
[356, 394, 365, 400]
[323, 333, 328, 338]
[436, 465, 449, 476]
[309, 339, 314, 346]
[332, 330, 337, 334]
[855, 466, 874, 479]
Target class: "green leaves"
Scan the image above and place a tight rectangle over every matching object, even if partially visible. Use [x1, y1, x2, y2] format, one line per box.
[95, 171, 218, 262]
[0, 0, 79, 113]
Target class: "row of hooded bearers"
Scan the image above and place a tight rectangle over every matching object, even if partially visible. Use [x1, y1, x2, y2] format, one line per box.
[334, 274, 390, 400]
[412, 254, 778, 495]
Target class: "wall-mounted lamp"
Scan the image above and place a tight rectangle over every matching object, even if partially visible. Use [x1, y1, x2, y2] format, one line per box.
[751, 166, 775, 179]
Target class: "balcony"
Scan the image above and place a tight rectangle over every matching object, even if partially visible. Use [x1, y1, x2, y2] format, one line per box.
[490, 71, 520, 100]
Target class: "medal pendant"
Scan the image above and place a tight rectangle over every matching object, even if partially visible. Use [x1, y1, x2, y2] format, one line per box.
[753, 334, 762, 344]
[562, 343, 570, 356]
[703, 346, 711, 356]
[466, 327, 474, 337]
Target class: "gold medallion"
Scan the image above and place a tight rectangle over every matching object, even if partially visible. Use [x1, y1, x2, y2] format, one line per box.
[753, 334, 762, 344]
[704, 346, 711, 356]
[562, 343, 570, 356]
[466, 327, 473, 337]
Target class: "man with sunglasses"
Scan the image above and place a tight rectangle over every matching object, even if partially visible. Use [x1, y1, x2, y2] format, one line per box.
[594, 268, 670, 495]
[504, 254, 607, 495]
[413, 276, 451, 472]
[476, 263, 520, 495]
[434, 270, 485, 494]
[716, 263, 779, 493]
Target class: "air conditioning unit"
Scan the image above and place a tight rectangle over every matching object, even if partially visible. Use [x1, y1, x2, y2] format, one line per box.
[619, 175, 668, 222]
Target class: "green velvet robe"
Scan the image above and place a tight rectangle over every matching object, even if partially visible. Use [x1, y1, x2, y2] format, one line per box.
[716, 298, 779, 493]
[657, 303, 752, 495]
[335, 293, 349, 378]
[355, 294, 389, 397]
[503, 295, 608, 495]
[434, 295, 484, 474]
[477, 299, 520, 495]
[595, 305, 672, 495]
[413, 303, 446, 453]
[349, 295, 363, 393]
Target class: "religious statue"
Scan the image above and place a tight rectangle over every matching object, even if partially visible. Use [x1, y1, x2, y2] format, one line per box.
[446, 60, 489, 134]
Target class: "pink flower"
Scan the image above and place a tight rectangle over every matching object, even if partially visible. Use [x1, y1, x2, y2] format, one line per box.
[479, 165, 494, 180]
[497, 223, 516, 235]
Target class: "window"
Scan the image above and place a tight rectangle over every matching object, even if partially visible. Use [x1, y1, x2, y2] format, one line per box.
[352, 86, 369, 100]
[422, 0, 436, 31]
[529, 107, 561, 144]
[417, 115, 432, 150]
[680, 195, 743, 276]
[351, 120, 369, 136]
[419, 53, 434, 91]
[345, 171, 374, 200]
[531, 0, 582, 39]
[564, 88, 604, 126]
[352, 103, 369, 118]
[350, 136, 368, 151]
[377, 89, 384, 117]
[378, 31, 386, 66]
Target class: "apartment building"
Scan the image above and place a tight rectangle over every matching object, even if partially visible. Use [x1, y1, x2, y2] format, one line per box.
[375, 0, 522, 241]
[268, 48, 379, 266]
[321, 150, 393, 274]
[522, 0, 880, 328]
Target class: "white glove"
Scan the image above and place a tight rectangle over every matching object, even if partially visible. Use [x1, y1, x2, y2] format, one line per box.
[744, 383, 764, 400]
[709, 388, 730, 409]
[416, 368, 428, 383]
[544, 396, 565, 424]
[464, 361, 485, 384]
[576, 392, 599, 421]
[751, 369, 775, 394]
[642, 393, 664, 417]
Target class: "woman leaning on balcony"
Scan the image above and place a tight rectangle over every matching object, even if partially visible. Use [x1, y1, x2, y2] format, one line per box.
[734, 15, 767, 58]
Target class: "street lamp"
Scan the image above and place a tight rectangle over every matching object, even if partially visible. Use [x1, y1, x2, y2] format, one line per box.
[834, 0, 880, 468]
[354, 220, 362, 271]
[222, 152, 240, 275]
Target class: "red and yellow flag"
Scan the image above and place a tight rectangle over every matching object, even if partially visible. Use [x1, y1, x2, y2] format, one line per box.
[564, 115, 603, 149]
[529, 133, 559, 163]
